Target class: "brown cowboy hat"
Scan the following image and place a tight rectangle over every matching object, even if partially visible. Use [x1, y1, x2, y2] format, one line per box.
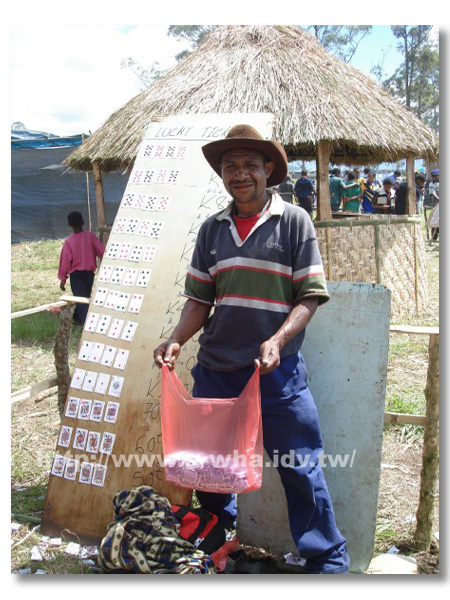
[202, 124, 288, 187]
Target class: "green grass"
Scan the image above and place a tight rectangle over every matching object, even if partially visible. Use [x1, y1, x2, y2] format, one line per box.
[11, 313, 82, 393]
[387, 394, 424, 415]
[11, 239, 64, 313]
[11, 312, 61, 341]
[11, 485, 47, 517]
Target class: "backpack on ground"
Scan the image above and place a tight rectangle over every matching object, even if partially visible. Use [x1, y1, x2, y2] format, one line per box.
[172, 505, 226, 555]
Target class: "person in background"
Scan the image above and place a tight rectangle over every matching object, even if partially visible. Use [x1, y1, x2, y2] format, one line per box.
[328, 168, 359, 212]
[394, 173, 427, 215]
[361, 170, 382, 214]
[277, 173, 295, 204]
[415, 169, 427, 215]
[372, 178, 395, 214]
[58, 211, 105, 325]
[390, 170, 403, 192]
[424, 168, 439, 215]
[425, 169, 439, 242]
[294, 169, 315, 217]
[427, 168, 440, 203]
[341, 171, 362, 213]
[354, 168, 366, 188]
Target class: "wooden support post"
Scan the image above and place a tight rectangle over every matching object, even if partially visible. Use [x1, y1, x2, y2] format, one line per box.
[316, 142, 332, 221]
[374, 223, 382, 285]
[413, 222, 420, 315]
[326, 227, 333, 281]
[414, 333, 439, 551]
[53, 303, 74, 416]
[406, 155, 417, 216]
[92, 160, 106, 228]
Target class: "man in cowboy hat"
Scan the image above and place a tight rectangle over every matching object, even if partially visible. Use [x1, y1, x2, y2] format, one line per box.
[154, 124, 349, 574]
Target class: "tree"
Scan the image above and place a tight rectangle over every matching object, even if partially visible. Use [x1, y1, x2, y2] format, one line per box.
[121, 26, 218, 88]
[306, 25, 372, 63]
[120, 57, 166, 90]
[167, 25, 219, 61]
[370, 48, 389, 83]
[169, 25, 373, 64]
[382, 26, 439, 131]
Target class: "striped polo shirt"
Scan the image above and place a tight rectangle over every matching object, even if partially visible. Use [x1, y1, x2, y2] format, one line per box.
[184, 192, 329, 371]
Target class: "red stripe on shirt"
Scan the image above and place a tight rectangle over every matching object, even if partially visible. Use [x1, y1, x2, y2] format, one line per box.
[293, 272, 324, 284]
[186, 272, 215, 284]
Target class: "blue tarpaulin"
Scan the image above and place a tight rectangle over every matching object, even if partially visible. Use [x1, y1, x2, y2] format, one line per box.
[11, 129, 84, 150]
[11, 129, 128, 243]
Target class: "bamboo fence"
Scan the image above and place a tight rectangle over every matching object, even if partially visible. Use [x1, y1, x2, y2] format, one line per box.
[315, 215, 428, 318]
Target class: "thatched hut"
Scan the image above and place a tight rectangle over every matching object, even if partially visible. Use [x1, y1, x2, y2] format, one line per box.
[67, 25, 438, 317]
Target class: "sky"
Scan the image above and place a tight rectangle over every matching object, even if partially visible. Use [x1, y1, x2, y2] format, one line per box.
[10, 24, 189, 136]
[9, 21, 439, 138]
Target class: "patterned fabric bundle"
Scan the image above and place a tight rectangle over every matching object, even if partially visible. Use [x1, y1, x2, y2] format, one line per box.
[99, 486, 216, 574]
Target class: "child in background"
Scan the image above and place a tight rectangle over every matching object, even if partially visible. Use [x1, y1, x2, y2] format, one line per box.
[58, 211, 105, 324]
[372, 178, 396, 214]
[341, 171, 362, 212]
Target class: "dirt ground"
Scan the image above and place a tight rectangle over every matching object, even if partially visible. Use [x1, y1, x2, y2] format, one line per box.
[11, 389, 439, 574]
[377, 427, 439, 573]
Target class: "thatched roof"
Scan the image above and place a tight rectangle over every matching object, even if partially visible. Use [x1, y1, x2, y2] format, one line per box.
[66, 25, 438, 172]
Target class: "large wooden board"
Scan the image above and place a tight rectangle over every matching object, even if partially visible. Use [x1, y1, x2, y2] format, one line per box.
[41, 112, 275, 542]
[237, 282, 391, 573]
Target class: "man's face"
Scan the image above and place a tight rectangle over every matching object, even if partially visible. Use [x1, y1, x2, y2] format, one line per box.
[367, 173, 375, 184]
[383, 182, 393, 193]
[220, 148, 274, 206]
[416, 178, 425, 189]
[432, 174, 439, 182]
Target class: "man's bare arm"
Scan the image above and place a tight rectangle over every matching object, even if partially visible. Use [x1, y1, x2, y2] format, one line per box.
[257, 298, 319, 374]
[153, 299, 212, 369]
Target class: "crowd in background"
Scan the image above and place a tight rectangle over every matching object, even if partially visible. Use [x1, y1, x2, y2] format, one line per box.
[276, 166, 439, 241]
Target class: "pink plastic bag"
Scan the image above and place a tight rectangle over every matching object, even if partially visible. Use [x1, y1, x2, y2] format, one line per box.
[210, 537, 240, 572]
[160, 365, 263, 494]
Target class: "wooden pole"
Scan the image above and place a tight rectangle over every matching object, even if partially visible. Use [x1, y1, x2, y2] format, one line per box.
[326, 227, 333, 281]
[374, 224, 382, 285]
[316, 142, 332, 221]
[86, 171, 92, 232]
[314, 216, 419, 228]
[413, 222, 420, 315]
[384, 412, 427, 426]
[53, 303, 75, 416]
[425, 158, 439, 175]
[82, 134, 92, 231]
[406, 155, 417, 215]
[92, 160, 106, 228]
[414, 333, 439, 551]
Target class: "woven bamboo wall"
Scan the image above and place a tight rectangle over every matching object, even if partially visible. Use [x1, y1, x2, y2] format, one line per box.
[315, 216, 428, 319]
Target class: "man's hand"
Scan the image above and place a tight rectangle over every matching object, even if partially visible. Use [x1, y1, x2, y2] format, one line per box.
[153, 339, 181, 370]
[60, 281, 66, 291]
[256, 338, 282, 374]
[152, 299, 212, 372]
[254, 298, 319, 375]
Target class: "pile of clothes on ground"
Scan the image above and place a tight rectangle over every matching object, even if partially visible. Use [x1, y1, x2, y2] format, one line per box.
[98, 485, 307, 575]
[99, 486, 226, 574]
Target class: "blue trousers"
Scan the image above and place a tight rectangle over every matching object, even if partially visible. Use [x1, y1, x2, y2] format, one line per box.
[69, 270, 94, 324]
[192, 353, 349, 574]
